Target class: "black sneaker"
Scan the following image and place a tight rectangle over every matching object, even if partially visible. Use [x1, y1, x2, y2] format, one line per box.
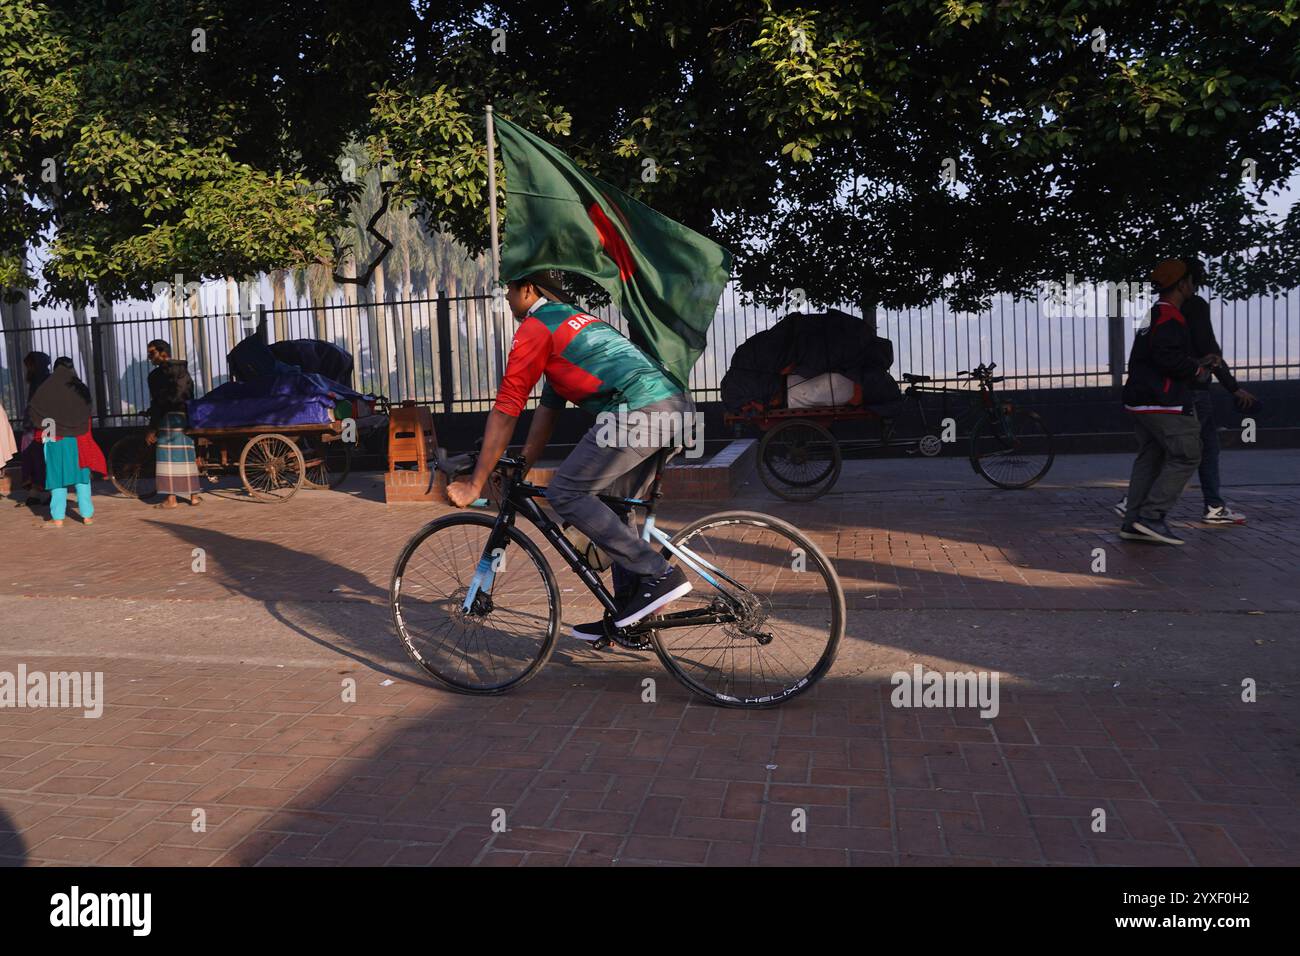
[570, 578, 636, 641]
[1118, 522, 1146, 541]
[569, 620, 605, 642]
[614, 566, 692, 629]
[1112, 496, 1127, 518]
[1131, 517, 1185, 545]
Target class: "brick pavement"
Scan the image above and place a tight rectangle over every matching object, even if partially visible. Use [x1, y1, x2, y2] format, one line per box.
[1, 656, 1295, 867]
[1, 450, 1298, 865]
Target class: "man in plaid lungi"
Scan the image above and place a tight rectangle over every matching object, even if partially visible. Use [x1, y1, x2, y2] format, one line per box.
[145, 339, 201, 508]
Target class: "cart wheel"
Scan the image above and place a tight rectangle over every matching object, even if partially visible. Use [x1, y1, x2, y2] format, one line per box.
[239, 433, 305, 503]
[108, 434, 156, 499]
[757, 420, 842, 502]
[302, 437, 354, 490]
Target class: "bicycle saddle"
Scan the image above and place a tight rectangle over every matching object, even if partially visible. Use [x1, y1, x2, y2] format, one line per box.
[902, 373, 930, 383]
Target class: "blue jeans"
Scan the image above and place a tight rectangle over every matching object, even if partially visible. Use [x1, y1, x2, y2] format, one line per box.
[50, 483, 94, 521]
[1193, 390, 1222, 509]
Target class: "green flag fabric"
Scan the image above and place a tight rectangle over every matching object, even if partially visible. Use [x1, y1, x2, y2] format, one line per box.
[495, 116, 733, 390]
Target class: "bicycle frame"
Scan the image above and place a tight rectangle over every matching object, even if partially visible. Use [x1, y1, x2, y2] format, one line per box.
[906, 374, 1011, 438]
[458, 457, 744, 633]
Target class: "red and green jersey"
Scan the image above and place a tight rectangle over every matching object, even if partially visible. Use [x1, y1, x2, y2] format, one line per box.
[494, 300, 683, 418]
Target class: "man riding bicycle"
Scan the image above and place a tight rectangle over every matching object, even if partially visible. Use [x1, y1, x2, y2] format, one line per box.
[445, 271, 695, 639]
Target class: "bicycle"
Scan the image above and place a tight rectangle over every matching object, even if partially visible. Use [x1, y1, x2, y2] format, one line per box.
[904, 362, 1055, 490]
[389, 450, 845, 707]
[743, 361, 1054, 500]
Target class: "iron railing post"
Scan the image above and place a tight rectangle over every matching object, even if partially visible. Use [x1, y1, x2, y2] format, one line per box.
[437, 292, 454, 415]
[1108, 289, 1126, 395]
[89, 313, 108, 428]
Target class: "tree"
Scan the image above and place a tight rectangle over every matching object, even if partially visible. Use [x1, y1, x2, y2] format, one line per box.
[0, 0, 414, 304]
[371, 1, 1300, 309]
[4, 0, 1298, 318]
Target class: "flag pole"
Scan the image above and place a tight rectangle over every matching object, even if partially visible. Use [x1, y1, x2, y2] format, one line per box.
[485, 105, 501, 286]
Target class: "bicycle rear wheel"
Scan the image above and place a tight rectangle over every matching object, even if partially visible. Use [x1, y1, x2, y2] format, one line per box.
[651, 511, 844, 708]
[969, 405, 1054, 489]
[390, 513, 559, 694]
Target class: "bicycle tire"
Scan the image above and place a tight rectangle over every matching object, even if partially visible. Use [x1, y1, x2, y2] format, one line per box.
[108, 434, 156, 499]
[651, 510, 845, 708]
[757, 420, 842, 502]
[390, 513, 560, 695]
[969, 406, 1055, 489]
[302, 437, 353, 490]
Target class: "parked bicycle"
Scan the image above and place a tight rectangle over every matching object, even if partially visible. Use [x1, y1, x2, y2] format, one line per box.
[733, 362, 1055, 501]
[389, 450, 845, 707]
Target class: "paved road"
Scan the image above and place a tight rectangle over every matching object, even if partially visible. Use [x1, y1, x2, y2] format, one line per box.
[1, 450, 1297, 865]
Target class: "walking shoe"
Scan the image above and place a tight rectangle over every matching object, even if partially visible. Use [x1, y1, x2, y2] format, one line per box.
[614, 566, 693, 629]
[1131, 517, 1185, 545]
[1112, 496, 1127, 518]
[569, 620, 606, 642]
[1118, 522, 1146, 541]
[569, 578, 636, 641]
[1203, 504, 1246, 525]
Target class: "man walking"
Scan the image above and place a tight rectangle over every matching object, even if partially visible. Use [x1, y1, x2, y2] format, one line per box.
[1118, 259, 1212, 545]
[145, 339, 202, 508]
[1182, 259, 1258, 523]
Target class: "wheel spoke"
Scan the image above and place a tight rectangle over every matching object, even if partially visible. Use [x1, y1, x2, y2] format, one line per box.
[392, 519, 555, 693]
[655, 514, 842, 707]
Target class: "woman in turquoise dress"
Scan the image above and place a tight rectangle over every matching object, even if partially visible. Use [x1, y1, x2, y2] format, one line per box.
[27, 357, 97, 527]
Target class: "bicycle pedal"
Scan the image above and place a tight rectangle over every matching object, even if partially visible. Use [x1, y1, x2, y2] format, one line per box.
[590, 636, 612, 650]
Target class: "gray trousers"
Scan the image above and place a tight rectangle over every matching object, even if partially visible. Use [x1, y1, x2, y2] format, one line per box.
[545, 394, 695, 584]
[1123, 411, 1202, 523]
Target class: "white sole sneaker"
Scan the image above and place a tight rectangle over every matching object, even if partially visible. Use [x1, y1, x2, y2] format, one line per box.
[1202, 511, 1246, 525]
[568, 626, 604, 642]
[1131, 521, 1185, 545]
[614, 581, 693, 629]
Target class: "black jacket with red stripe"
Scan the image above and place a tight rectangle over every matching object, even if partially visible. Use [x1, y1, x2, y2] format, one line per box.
[1122, 301, 1200, 415]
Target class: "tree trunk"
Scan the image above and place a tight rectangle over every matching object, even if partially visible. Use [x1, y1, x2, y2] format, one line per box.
[72, 303, 93, 382]
[271, 268, 288, 342]
[1, 293, 34, 415]
[224, 276, 239, 367]
[372, 260, 391, 398]
[167, 283, 187, 360]
[96, 292, 122, 415]
[341, 253, 360, 389]
[187, 283, 211, 394]
[399, 258, 416, 400]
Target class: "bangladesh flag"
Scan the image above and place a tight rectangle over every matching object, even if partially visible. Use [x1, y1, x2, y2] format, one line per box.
[495, 116, 733, 390]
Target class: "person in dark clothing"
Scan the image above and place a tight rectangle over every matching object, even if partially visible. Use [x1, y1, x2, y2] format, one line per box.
[1182, 259, 1257, 523]
[145, 339, 202, 508]
[1117, 258, 1215, 546]
[16, 351, 52, 506]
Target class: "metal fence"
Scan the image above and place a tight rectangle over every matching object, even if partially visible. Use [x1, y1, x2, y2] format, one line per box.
[4, 282, 1298, 427]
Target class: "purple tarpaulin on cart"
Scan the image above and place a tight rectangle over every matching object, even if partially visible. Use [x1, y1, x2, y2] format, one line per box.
[187, 373, 363, 429]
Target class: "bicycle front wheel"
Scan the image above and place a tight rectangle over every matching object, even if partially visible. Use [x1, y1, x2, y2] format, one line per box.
[390, 513, 560, 694]
[652, 511, 844, 708]
[969, 405, 1054, 489]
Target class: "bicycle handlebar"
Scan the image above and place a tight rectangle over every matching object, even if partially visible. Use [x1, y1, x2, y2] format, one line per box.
[433, 449, 527, 480]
